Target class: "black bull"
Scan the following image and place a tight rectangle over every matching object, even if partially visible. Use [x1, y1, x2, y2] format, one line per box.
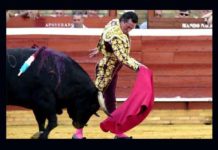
[6, 47, 108, 139]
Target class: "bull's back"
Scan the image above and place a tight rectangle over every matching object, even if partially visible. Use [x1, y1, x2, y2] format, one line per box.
[6, 48, 62, 101]
[6, 48, 97, 108]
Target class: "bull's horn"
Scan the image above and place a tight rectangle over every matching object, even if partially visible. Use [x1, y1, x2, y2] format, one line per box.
[97, 91, 111, 117]
[94, 112, 100, 117]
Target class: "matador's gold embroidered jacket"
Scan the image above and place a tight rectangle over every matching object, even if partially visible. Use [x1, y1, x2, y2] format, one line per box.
[95, 19, 140, 92]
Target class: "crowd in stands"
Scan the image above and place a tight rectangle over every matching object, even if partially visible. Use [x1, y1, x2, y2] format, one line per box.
[6, 10, 213, 28]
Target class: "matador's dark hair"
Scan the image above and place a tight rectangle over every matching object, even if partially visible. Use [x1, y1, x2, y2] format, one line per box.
[119, 11, 138, 23]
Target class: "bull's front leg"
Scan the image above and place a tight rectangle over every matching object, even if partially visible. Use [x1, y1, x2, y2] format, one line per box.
[31, 109, 46, 139]
[32, 89, 58, 139]
[39, 114, 57, 139]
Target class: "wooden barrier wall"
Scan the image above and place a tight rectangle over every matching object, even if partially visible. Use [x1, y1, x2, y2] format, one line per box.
[6, 29, 212, 98]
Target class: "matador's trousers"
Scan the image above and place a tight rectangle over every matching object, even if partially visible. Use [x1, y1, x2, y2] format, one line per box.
[103, 74, 118, 113]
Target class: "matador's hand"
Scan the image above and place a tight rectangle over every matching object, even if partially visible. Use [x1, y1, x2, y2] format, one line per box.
[89, 47, 99, 58]
[138, 62, 148, 70]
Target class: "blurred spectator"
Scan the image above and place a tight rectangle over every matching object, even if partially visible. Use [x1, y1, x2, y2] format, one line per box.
[6, 10, 15, 22]
[201, 11, 212, 26]
[72, 11, 86, 28]
[6, 10, 40, 22]
[155, 10, 162, 17]
[87, 10, 99, 17]
[16, 10, 40, 19]
[140, 10, 148, 29]
[176, 10, 190, 18]
[140, 21, 147, 29]
[51, 10, 65, 17]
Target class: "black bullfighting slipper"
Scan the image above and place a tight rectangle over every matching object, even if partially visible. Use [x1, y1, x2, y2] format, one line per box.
[72, 134, 86, 139]
[114, 136, 133, 139]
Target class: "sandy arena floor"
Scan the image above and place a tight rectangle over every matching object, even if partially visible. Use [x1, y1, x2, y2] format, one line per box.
[7, 110, 212, 139]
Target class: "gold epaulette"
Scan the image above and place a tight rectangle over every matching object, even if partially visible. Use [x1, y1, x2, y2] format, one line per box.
[102, 19, 128, 43]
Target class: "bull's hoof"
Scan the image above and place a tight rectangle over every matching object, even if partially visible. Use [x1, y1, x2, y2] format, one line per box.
[72, 134, 86, 139]
[31, 131, 44, 139]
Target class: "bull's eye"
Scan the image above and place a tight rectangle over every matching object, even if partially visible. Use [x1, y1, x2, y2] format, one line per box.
[8, 54, 17, 68]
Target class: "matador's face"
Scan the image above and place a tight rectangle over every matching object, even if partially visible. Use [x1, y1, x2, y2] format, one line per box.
[120, 19, 136, 35]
